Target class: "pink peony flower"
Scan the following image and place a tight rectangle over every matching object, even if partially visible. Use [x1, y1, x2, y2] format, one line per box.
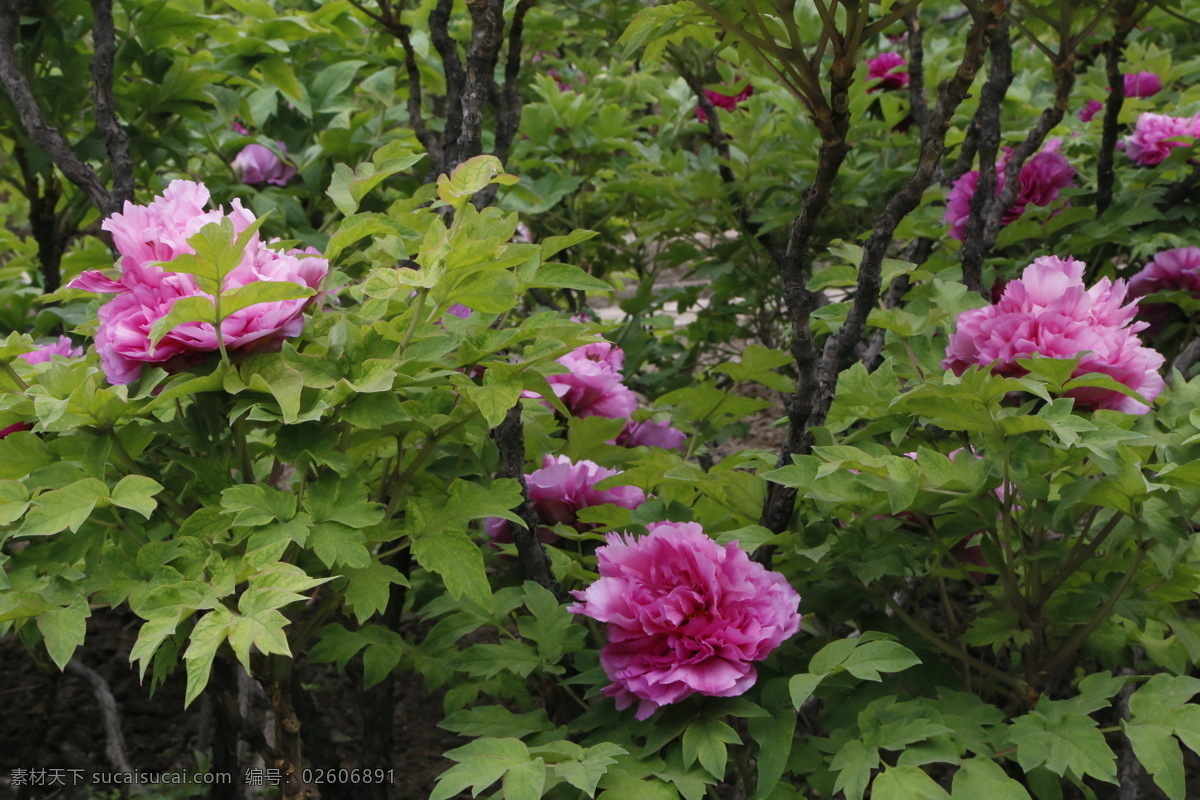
[545, 342, 639, 420]
[570, 521, 801, 719]
[1127, 246, 1200, 333]
[485, 455, 646, 544]
[867, 52, 909, 93]
[1079, 99, 1103, 123]
[614, 419, 687, 450]
[696, 84, 753, 122]
[19, 336, 84, 365]
[942, 255, 1165, 414]
[1121, 112, 1200, 166]
[1124, 71, 1164, 99]
[68, 180, 328, 385]
[231, 143, 297, 187]
[944, 139, 1075, 240]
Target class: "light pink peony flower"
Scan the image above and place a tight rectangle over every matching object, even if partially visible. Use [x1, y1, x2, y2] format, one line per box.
[696, 84, 753, 122]
[1124, 71, 1164, 99]
[232, 142, 297, 187]
[570, 521, 801, 720]
[485, 455, 646, 544]
[867, 52, 909, 93]
[614, 419, 687, 450]
[68, 180, 328, 385]
[546, 342, 639, 419]
[1079, 99, 1104, 123]
[942, 255, 1165, 414]
[19, 337, 84, 365]
[1120, 112, 1200, 166]
[944, 139, 1075, 240]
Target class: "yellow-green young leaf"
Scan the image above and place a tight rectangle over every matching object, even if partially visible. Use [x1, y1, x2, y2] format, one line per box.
[227, 607, 292, 673]
[528, 262, 612, 292]
[437, 154, 518, 209]
[464, 372, 524, 428]
[410, 525, 491, 610]
[183, 606, 232, 708]
[451, 269, 519, 313]
[539, 229, 598, 260]
[326, 212, 422, 262]
[37, 600, 90, 670]
[164, 214, 270, 291]
[951, 758, 1032, 800]
[19, 478, 109, 536]
[148, 295, 216, 351]
[871, 765, 951, 800]
[109, 475, 164, 519]
[219, 280, 315, 317]
[309, 523, 372, 569]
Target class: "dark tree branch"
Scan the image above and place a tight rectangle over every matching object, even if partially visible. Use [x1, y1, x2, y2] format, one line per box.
[904, 10, 931, 141]
[492, 403, 564, 600]
[0, 4, 110, 213]
[1097, 1, 1139, 215]
[960, 18, 1013, 293]
[458, 0, 505, 165]
[88, 0, 132, 216]
[429, 0, 465, 174]
[494, 0, 536, 165]
[864, 237, 936, 370]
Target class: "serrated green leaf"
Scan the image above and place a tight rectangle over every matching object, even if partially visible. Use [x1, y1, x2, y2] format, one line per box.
[502, 759, 546, 800]
[872, 765, 951, 799]
[183, 606, 232, 708]
[109, 475, 164, 519]
[951, 758, 1032, 799]
[37, 600, 90, 670]
[1124, 724, 1185, 800]
[432, 738, 531, 800]
[20, 478, 108, 536]
[682, 718, 739, 780]
[219, 280, 314, 317]
[529, 262, 611, 292]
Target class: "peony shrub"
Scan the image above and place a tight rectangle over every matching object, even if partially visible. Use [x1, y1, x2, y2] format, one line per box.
[944, 139, 1075, 240]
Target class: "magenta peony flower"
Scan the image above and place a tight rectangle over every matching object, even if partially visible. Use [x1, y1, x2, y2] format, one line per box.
[484, 454, 646, 544]
[944, 139, 1075, 240]
[614, 419, 687, 450]
[545, 342, 639, 419]
[231, 143, 297, 187]
[1124, 71, 1164, 99]
[1079, 99, 1104, 123]
[570, 521, 801, 720]
[1120, 112, 1200, 166]
[68, 180, 328, 385]
[696, 84, 753, 122]
[867, 52, 909, 93]
[19, 336, 84, 365]
[942, 255, 1165, 414]
[1127, 246, 1200, 333]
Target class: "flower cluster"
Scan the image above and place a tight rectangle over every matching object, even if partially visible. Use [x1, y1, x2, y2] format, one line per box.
[944, 139, 1075, 240]
[1120, 113, 1200, 166]
[485, 455, 644, 544]
[68, 180, 327, 385]
[570, 522, 801, 719]
[544, 341, 686, 450]
[867, 53, 909, 93]
[942, 255, 1165, 414]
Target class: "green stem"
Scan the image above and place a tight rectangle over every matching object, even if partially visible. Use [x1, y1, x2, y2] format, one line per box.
[234, 415, 253, 484]
[0, 361, 28, 391]
[400, 288, 428, 353]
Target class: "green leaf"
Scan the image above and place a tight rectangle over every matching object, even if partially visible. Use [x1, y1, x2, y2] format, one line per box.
[539, 229, 598, 259]
[0, 479, 30, 525]
[528, 262, 611, 292]
[440, 706, 555, 739]
[219, 280, 315, 317]
[872, 765, 951, 800]
[437, 155, 518, 209]
[1008, 710, 1117, 783]
[831, 740, 880, 800]
[450, 269, 519, 313]
[951, 758, 1032, 800]
[463, 368, 524, 427]
[148, 295, 216, 350]
[789, 672, 825, 709]
[410, 524, 491, 609]
[682, 718, 740, 780]
[502, 759, 546, 800]
[183, 606, 232, 708]
[109, 475, 164, 519]
[1124, 724, 1185, 800]
[20, 478, 109, 536]
[342, 562, 408, 626]
[748, 702, 796, 798]
[841, 641, 922, 682]
[432, 738, 531, 800]
[553, 743, 626, 797]
[309, 523, 371, 569]
[37, 600, 90, 670]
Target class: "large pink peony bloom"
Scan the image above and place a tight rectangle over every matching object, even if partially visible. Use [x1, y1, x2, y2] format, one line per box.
[1124, 71, 1164, 99]
[232, 143, 297, 187]
[485, 454, 646, 544]
[945, 140, 1075, 240]
[68, 180, 328, 385]
[570, 521, 801, 720]
[1120, 112, 1200, 166]
[867, 52, 909, 93]
[942, 255, 1165, 414]
[546, 342, 639, 420]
